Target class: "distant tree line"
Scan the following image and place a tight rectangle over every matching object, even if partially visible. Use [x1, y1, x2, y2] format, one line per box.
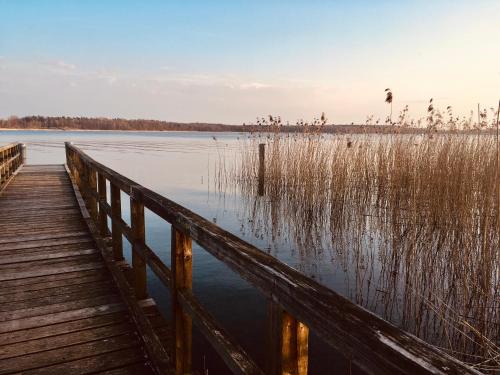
[2, 115, 477, 134]
[0, 116, 246, 132]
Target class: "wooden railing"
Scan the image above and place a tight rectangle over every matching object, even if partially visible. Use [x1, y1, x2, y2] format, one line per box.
[65, 142, 479, 375]
[0, 143, 24, 191]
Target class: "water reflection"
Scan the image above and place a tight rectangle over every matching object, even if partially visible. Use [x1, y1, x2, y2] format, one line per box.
[228, 134, 499, 372]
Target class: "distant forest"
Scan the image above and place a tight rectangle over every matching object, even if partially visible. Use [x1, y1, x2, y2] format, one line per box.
[0, 116, 245, 132]
[0, 115, 433, 134]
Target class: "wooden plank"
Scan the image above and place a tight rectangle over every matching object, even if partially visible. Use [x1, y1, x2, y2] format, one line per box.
[0, 236, 93, 251]
[0, 274, 110, 300]
[21, 347, 151, 375]
[0, 268, 107, 289]
[0, 199, 75, 207]
[95, 362, 156, 374]
[2, 203, 75, 214]
[0, 225, 86, 236]
[0, 312, 128, 346]
[0, 302, 126, 333]
[0, 294, 123, 323]
[0, 321, 135, 359]
[0, 333, 140, 374]
[0, 210, 82, 220]
[0, 262, 105, 282]
[0, 219, 85, 228]
[0, 282, 117, 312]
[0, 248, 98, 265]
[0, 255, 101, 274]
[0, 242, 96, 257]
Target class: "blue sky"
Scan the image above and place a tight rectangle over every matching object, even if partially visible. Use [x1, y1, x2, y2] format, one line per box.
[1, 0, 499, 123]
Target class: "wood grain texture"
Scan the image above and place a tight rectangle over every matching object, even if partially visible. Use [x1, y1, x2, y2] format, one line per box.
[171, 227, 193, 375]
[0, 164, 161, 374]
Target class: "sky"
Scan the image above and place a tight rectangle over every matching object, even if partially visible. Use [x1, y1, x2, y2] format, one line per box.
[0, 0, 499, 124]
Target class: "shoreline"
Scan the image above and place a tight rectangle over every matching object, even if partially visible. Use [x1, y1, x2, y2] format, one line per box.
[0, 127, 496, 135]
[0, 128, 242, 133]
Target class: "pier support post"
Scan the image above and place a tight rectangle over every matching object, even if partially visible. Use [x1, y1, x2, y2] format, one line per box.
[111, 183, 124, 261]
[6, 147, 11, 179]
[0, 150, 3, 185]
[87, 166, 98, 222]
[258, 143, 265, 196]
[97, 173, 109, 236]
[267, 301, 309, 375]
[131, 197, 147, 300]
[21, 144, 26, 165]
[171, 226, 193, 375]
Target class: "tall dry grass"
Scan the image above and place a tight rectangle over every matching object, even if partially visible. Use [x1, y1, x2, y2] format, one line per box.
[223, 130, 499, 371]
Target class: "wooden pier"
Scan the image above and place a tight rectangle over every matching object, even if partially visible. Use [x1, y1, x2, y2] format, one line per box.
[0, 142, 480, 374]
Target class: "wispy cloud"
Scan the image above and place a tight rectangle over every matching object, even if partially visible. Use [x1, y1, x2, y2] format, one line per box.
[240, 82, 273, 90]
[54, 60, 76, 70]
[147, 72, 277, 91]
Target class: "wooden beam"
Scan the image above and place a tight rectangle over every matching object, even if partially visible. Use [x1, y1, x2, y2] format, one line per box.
[110, 183, 124, 261]
[171, 227, 192, 375]
[267, 302, 309, 375]
[87, 167, 98, 222]
[97, 173, 109, 236]
[131, 197, 147, 300]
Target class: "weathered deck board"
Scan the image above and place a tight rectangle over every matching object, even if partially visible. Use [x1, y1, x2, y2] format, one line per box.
[0, 165, 161, 374]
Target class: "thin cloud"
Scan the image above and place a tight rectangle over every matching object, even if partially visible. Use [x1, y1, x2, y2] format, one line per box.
[240, 82, 273, 90]
[54, 60, 76, 70]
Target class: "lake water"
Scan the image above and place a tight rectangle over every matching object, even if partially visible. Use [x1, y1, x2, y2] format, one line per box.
[1, 130, 491, 373]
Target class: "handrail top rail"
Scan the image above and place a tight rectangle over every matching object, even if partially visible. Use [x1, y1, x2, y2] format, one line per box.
[0, 142, 22, 153]
[65, 142, 478, 374]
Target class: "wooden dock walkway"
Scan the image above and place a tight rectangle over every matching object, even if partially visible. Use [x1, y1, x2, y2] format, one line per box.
[0, 142, 480, 375]
[0, 165, 161, 374]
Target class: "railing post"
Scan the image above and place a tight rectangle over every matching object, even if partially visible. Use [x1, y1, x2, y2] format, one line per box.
[16, 145, 20, 169]
[21, 144, 26, 166]
[74, 152, 81, 188]
[6, 147, 11, 179]
[0, 149, 5, 185]
[80, 161, 89, 204]
[88, 167, 98, 222]
[171, 226, 193, 375]
[13, 145, 17, 170]
[97, 173, 109, 236]
[267, 301, 309, 375]
[111, 183, 124, 261]
[131, 192, 147, 300]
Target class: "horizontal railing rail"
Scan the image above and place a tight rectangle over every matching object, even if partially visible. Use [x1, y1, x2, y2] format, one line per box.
[65, 142, 478, 375]
[0, 143, 24, 191]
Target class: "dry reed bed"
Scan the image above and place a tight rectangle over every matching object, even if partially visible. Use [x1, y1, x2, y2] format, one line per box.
[223, 133, 499, 372]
